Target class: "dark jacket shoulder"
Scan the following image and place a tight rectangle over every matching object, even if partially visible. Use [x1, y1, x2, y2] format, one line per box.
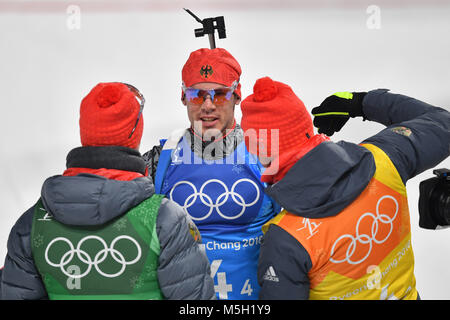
[265, 141, 375, 219]
[1, 205, 47, 300]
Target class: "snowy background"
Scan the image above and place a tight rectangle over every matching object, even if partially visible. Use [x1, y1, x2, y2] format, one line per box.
[1, 0, 449, 299]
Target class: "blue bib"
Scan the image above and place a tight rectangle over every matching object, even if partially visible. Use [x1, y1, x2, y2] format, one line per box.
[158, 136, 278, 299]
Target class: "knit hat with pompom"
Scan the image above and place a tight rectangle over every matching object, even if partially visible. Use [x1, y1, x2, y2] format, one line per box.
[241, 77, 329, 183]
[79, 82, 143, 149]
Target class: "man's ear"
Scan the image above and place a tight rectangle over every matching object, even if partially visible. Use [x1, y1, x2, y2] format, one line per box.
[181, 94, 187, 106]
[235, 96, 241, 105]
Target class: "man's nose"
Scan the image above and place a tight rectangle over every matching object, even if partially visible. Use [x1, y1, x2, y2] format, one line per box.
[201, 95, 216, 111]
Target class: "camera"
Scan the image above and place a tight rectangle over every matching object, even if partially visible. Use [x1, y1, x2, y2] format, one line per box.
[418, 168, 450, 229]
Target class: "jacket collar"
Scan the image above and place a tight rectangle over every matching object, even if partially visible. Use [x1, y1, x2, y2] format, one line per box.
[66, 146, 146, 175]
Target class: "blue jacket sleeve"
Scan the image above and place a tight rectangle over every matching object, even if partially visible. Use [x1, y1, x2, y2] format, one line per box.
[258, 224, 312, 300]
[1, 207, 47, 300]
[361, 89, 450, 183]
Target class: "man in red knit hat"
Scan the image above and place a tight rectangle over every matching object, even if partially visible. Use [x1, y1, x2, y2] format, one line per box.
[240, 76, 450, 300]
[143, 49, 280, 300]
[1, 82, 215, 300]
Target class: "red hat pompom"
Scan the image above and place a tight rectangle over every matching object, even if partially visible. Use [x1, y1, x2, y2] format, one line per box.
[80, 82, 143, 149]
[97, 84, 123, 108]
[253, 77, 278, 102]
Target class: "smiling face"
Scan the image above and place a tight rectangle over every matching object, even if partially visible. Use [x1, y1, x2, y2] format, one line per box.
[183, 82, 240, 137]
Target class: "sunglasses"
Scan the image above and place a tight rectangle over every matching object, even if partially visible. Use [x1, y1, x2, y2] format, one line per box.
[122, 83, 145, 139]
[182, 81, 238, 107]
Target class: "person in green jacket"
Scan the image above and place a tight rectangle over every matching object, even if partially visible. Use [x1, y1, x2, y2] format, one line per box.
[1, 82, 215, 300]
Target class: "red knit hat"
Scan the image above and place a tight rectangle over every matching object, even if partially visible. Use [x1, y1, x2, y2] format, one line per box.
[79, 82, 143, 149]
[182, 48, 242, 98]
[241, 77, 329, 183]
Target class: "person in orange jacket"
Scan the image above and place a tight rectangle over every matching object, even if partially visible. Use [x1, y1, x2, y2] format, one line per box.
[240, 77, 450, 300]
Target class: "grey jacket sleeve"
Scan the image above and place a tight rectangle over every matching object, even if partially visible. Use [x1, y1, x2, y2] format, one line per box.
[258, 224, 312, 300]
[362, 89, 450, 183]
[142, 145, 162, 183]
[1, 206, 47, 300]
[156, 198, 215, 300]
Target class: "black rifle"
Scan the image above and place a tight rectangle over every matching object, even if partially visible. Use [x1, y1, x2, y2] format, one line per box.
[184, 8, 226, 49]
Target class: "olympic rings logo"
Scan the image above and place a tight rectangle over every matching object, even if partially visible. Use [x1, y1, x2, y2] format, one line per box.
[45, 235, 142, 279]
[330, 195, 399, 265]
[169, 178, 260, 221]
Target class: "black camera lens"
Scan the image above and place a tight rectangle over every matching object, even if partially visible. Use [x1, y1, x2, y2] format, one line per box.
[418, 168, 450, 229]
[428, 181, 450, 225]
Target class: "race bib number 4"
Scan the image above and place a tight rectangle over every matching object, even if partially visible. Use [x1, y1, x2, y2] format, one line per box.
[210, 259, 255, 299]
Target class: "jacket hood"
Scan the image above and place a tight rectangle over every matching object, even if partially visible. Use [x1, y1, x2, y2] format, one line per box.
[265, 141, 375, 218]
[41, 173, 155, 226]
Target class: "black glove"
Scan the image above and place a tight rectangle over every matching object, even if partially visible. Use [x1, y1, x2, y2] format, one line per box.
[311, 92, 367, 136]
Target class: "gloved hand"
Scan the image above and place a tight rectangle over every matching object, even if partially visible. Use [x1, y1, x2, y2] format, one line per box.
[311, 91, 367, 136]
